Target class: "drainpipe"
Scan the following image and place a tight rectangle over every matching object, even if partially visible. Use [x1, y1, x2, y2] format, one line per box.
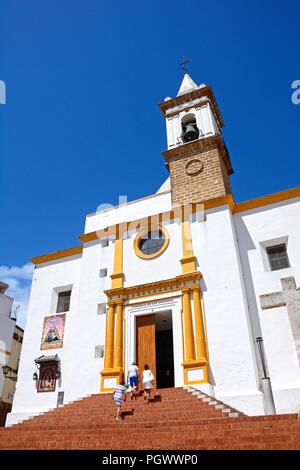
[255, 337, 276, 415]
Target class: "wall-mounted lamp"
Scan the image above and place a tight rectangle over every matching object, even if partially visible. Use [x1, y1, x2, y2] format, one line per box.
[2, 365, 17, 381]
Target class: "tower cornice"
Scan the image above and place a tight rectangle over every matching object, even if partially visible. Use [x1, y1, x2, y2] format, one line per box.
[162, 134, 234, 175]
[159, 85, 224, 129]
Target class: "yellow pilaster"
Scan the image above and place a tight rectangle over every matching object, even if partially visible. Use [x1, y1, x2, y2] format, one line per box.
[101, 227, 125, 392]
[182, 288, 196, 361]
[104, 302, 115, 370]
[192, 286, 208, 361]
[180, 207, 197, 274]
[114, 300, 124, 369]
[110, 228, 124, 289]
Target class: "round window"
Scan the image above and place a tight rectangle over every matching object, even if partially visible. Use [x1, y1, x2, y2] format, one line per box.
[139, 230, 165, 256]
[134, 226, 169, 259]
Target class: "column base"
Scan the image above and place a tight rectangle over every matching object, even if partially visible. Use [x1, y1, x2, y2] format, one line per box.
[182, 358, 209, 385]
[100, 368, 124, 393]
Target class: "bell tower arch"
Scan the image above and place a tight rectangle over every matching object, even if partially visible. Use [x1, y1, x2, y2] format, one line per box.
[159, 74, 234, 207]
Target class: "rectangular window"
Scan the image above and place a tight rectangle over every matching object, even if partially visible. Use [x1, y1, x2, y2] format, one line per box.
[95, 345, 104, 359]
[266, 244, 290, 271]
[57, 391, 64, 407]
[99, 268, 107, 278]
[97, 303, 106, 315]
[56, 291, 72, 313]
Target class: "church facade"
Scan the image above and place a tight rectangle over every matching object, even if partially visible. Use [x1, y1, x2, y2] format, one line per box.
[7, 74, 300, 425]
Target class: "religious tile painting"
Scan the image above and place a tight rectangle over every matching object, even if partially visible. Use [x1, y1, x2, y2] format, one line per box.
[37, 364, 57, 392]
[40, 314, 66, 350]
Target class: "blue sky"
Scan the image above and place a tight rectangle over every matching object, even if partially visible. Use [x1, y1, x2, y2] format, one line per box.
[0, 1, 299, 326]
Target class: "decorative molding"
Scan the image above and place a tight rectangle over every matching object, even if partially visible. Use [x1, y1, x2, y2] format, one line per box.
[163, 133, 234, 176]
[32, 246, 82, 265]
[105, 272, 202, 301]
[233, 187, 300, 214]
[159, 85, 224, 129]
[185, 158, 204, 176]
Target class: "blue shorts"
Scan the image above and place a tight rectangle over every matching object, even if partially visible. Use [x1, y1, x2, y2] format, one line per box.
[129, 376, 138, 387]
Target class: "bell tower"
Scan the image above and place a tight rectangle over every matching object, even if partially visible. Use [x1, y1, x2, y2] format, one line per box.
[159, 74, 233, 207]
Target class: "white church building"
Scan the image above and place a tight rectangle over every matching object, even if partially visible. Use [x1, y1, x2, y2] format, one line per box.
[7, 74, 300, 425]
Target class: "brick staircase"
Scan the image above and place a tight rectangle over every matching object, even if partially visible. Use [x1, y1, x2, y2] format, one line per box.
[0, 387, 299, 450]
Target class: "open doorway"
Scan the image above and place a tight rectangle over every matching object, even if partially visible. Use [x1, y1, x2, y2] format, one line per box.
[135, 311, 175, 389]
[155, 311, 174, 389]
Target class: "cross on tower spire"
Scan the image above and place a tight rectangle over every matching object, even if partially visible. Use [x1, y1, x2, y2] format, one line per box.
[179, 57, 191, 74]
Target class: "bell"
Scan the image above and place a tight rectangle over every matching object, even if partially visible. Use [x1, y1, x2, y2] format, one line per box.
[183, 123, 199, 142]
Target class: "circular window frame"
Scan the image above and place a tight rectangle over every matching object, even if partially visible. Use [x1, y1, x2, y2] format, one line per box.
[134, 225, 170, 260]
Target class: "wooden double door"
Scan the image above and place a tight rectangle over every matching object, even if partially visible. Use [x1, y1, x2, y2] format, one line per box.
[136, 314, 157, 388]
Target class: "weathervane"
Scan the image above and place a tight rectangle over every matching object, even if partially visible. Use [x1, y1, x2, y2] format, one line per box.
[179, 57, 191, 74]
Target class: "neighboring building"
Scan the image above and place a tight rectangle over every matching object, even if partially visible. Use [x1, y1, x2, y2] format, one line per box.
[0, 282, 24, 426]
[7, 74, 300, 426]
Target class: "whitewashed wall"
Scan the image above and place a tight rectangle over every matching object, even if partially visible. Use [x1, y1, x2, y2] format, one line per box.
[65, 239, 114, 403]
[85, 191, 172, 234]
[7, 255, 82, 425]
[234, 196, 300, 414]
[191, 205, 265, 414]
[7, 193, 300, 425]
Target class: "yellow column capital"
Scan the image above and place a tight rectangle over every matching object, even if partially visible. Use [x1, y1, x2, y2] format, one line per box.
[181, 286, 192, 294]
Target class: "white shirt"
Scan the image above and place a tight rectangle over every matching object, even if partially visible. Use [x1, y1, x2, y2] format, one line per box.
[128, 365, 138, 377]
[142, 370, 153, 382]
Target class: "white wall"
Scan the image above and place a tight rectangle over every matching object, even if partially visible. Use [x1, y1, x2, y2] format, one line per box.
[85, 191, 172, 234]
[64, 239, 115, 403]
[191, 206, 262, 407]
[123, 219, 182, 287]
[234, 196, 300, 413]
[8, 194, 300, 424]
[9, 254, 82, 420]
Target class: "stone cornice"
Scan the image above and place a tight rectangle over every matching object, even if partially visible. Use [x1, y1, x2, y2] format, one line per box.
[104, 272, 202, 300]
[163, 134, 234, 176]
[159, 85, 224, 129]
[32, 246, 83, 265]
[233, 186, 300, 213]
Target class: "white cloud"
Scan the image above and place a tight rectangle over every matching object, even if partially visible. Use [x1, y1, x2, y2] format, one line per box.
[0, 263, 34, 280]
[0, 263, 34, 329]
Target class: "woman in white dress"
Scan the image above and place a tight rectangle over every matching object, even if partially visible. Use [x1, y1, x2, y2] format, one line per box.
[142, 363, 154, 404]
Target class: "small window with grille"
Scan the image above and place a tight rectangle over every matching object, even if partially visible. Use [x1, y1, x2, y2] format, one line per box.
[57, 391, 64, 407]
[97, 303, 106, 315]
[56, 291, 71, 313]
[101, 238, 109, 248]
[266, 244, 290, 271]
[99, 268, 108, 278]
[95, 345, 104, 359]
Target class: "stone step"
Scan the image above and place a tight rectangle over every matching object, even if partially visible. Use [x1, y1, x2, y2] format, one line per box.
[2, 387, 299, 450]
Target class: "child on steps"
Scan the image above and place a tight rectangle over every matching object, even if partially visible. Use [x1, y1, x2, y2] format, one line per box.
[112, 381, 127, 421]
